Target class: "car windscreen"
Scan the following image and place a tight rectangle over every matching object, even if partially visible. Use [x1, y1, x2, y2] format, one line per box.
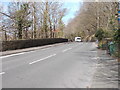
[77, 38, 80, 40]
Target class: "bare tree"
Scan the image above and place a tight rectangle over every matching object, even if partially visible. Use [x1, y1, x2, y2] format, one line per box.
[64, 2, 118, 41]
[1, 1, 67, 41]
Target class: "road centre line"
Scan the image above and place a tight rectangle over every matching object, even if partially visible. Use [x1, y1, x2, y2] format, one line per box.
[29, 54, 56, 65]
[62, 48, 72, 52]
[0, 72, 5, 75]
[0, 52, 25, 59]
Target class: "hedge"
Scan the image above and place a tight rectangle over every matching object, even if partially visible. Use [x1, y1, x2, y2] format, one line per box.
[1, 38, 68, 51]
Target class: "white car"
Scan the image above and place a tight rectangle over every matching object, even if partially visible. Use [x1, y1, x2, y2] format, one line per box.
[75, 37, 82, 42]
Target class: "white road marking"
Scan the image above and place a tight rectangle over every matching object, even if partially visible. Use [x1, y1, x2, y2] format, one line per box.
[91, 57, 100, 60]
[0, 52, 25, 59]
[48, 45, 53, 47]
[25, 51, 36, 53]
[29, 54, 56, 65]
[42, 48, 50, 50]
[0, 72, 5, 75]
[62, 48, 72, 52]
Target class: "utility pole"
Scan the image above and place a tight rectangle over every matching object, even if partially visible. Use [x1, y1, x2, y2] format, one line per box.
[118, 1, 120, 61]
[96, 0, 100, 30]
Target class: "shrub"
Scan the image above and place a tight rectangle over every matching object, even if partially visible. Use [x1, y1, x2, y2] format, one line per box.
[2, 38, 68, 51]
[95, 28, 105, 41]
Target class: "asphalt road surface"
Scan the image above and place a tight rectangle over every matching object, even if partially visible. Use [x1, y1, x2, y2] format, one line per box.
[1, 42, 118, 88]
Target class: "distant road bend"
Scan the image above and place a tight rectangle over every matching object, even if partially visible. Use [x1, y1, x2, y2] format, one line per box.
[1, 42, 118, 88]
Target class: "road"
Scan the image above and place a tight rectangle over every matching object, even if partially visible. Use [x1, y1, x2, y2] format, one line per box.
[0, 42, 118, 88]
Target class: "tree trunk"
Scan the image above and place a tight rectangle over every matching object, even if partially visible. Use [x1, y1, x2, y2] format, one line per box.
[33, 2, 37, 39]
[18, 22, 22, 39]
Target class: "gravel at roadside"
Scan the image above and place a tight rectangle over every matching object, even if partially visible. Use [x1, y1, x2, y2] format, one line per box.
[91, 49, 119, 88]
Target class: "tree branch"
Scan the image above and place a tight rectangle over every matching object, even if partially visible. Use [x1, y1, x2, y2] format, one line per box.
[0, 12, 14, 19]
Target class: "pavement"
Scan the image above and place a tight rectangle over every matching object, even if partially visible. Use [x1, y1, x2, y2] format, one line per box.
[0, 42, 118, 88]
[91, 49, 119, 88]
